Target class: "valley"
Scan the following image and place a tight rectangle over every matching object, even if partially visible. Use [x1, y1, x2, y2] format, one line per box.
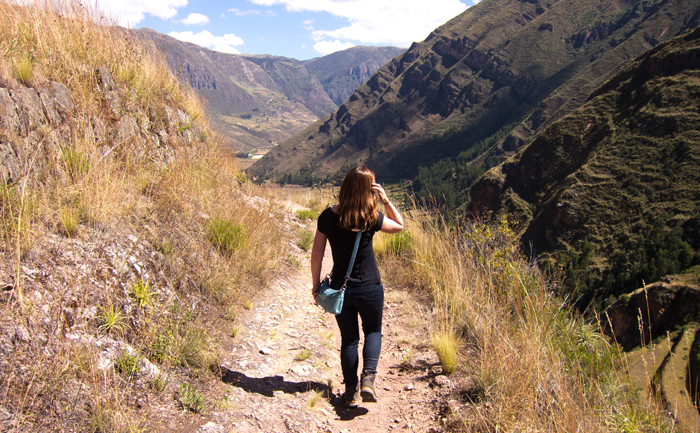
[0, 0, 699, 431]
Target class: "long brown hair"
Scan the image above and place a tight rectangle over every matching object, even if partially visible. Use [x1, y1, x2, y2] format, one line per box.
[337, 165, 378, 231]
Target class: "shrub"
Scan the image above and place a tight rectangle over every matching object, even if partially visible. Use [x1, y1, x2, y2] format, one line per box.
[295, 209, 317, 221]
[205, 218, 248, 256]
[297, 229, 314, 251]
[114, 353, 139, 377]
[178, 383, 206, 414]
[97, 302, 126, 335]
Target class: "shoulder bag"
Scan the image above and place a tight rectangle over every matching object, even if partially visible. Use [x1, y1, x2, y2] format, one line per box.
[315, 229, 362, 314]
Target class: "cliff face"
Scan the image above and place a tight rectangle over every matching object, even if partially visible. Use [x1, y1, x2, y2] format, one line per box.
[0, 66, 200, 186]
[468, 27, 700, 296]
[248, 0, 700, 182]
[304, 46, 406, 106]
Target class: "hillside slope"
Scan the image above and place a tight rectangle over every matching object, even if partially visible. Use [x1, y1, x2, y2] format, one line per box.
[468, 27, 700, 297]
[135, 29, 334, 151]
[304, 46, 406, 106]
[248, 0, 700, 184]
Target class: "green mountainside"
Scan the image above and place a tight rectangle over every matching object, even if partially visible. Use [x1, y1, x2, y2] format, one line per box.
[248, 0, 700, 187]
[468, 27, 700, 298]
[304, 46, 406, 106]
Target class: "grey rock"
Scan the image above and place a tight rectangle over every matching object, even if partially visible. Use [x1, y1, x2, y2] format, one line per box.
[48, 81, 73, 120]
[0, 141, 20, 182]
[11, 86, 47, 135]
[433, 375, 450, 387]
[0, 88, 20, 134]
[96, 66, 115, 91]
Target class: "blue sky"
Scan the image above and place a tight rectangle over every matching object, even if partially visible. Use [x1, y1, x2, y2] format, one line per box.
[97, 0, 474, 60]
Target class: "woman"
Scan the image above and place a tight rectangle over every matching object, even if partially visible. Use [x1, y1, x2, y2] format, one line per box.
[311, 165, 404, 407]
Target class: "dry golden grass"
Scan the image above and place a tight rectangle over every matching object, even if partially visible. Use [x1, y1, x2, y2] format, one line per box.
[375, 209, 675, 431]
[0, 1, 288, 430]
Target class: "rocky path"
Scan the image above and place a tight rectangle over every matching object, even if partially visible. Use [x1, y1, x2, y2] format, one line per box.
[197, 241, 449, 433]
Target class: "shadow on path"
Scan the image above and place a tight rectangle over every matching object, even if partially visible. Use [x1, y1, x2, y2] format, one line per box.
[221, 368, 329, 397]
[328, 394, 369, 420]
[221, 367, 369, 420]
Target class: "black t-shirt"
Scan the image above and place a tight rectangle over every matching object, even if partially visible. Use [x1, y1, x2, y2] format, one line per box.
[317, 207, 384, 288]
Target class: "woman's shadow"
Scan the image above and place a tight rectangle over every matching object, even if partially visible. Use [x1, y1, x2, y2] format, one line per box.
[220, 367, 368, 420]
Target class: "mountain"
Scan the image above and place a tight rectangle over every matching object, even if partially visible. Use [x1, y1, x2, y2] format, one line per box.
[304, 46, 406, 106]
[134, 28, 334, 151]
[468, 27, 700, 298]
[247, 0, 700, 186]
[134, 29, 403, 152]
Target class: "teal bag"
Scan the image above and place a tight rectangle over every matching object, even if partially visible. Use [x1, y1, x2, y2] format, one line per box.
[315, 230, 362, 314]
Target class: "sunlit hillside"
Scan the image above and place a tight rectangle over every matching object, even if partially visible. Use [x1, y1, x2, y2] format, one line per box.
[0, 1, 286, 430]
[0, 1, 694, 432]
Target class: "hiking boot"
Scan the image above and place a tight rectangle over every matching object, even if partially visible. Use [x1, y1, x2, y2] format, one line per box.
[342, 386, 361, 408]
[360, 372, 377, 402]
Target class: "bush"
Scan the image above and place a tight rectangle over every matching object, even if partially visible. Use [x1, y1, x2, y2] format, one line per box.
[178, 383, 206, 414]
[297, 229, 314, 251]
[295, 209, 317, 221]
[205, 218, 248, 256]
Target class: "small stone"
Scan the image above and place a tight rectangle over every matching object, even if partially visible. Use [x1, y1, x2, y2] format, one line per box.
[259, 347, 271, 355]
[433, 375, 450, 387]
[430, 365, 443, 375]
[404, 383, 414, 391]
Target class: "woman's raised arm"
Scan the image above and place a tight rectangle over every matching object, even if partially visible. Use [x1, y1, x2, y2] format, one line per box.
[372, 183, 404, 234]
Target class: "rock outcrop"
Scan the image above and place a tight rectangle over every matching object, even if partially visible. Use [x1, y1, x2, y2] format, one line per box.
[0, 67, 201, 185]
[249, 0, 700, 182]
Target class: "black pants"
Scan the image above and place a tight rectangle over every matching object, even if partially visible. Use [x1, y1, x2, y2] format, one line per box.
[334, 283, 384, 391]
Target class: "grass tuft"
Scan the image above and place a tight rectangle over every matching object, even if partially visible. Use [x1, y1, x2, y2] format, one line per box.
[295, 209, 317, 221]
[177, 383, 206, 414]
[114, 353, 140, 377]
[13, 54, 34, 85]
[129, 279, 154, 308]
[98, 302, 127, 335]
[432, 329, 459, 375]
[295, 348, 312, 362]
[205, 218, 248, 256]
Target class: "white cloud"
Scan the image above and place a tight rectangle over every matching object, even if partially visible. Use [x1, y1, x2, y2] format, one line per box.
[228, 8, 259, 16]
[228, 7, 275, 17]
[302, 19, 314, 30]
[180, 12, 209, 25]
[168, 30, 244, 53]
[96, 0, 188, 27]
[313, 39, 355, 55]
[248, 0, 468, 47]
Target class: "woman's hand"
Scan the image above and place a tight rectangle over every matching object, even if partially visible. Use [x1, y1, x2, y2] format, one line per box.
[372, 182, 389, 205]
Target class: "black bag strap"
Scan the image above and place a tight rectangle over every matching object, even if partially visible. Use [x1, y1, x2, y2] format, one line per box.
[342, 229, 363, 290]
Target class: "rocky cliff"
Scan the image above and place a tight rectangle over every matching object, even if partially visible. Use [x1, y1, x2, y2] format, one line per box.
[0, 66, 200, 186]
[304, 46, 406, 106]
[248, 0, 700, 184]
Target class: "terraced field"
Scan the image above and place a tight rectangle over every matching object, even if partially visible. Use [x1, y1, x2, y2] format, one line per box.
[626, 327, 700, 432]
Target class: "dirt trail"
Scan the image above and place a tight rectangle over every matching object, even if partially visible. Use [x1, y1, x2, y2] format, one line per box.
[198, 242, 448, 432]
